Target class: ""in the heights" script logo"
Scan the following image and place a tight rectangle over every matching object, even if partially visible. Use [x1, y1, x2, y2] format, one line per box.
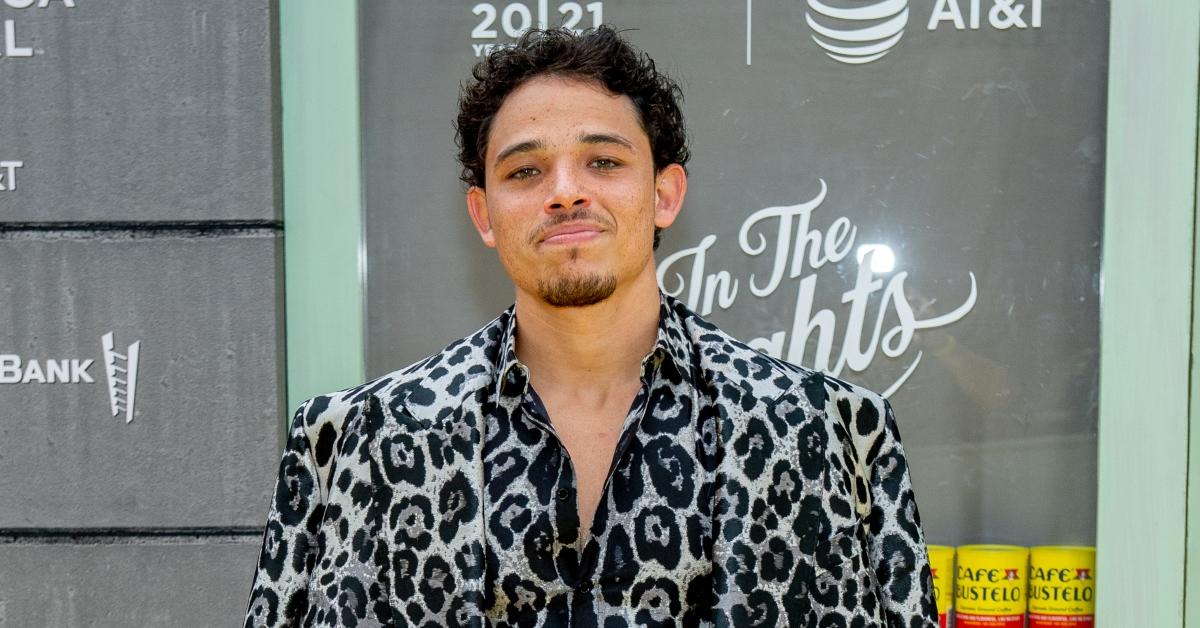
[658, 178, 977, 398]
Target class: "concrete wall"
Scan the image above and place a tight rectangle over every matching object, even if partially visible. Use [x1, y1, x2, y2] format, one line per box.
[0, 2, 281, 626]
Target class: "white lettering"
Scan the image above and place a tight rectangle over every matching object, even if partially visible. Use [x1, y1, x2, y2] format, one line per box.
[929, 0, 1040, 32]
[989, 0, 1027, 29]
[0, 355, 100, 384]
[829, 252, 886, 373]
[739, 181, 829, 297]
[0, 161, 23, 191]
[471, 42, 511, 57]
[658, 234, 717, 311]
[657, 235, 740, 315]
[21, 359, 45, 384]
[1, 0, 76, 7]
[824, 216, 854, 266]
[658, 179, 980, 397]
[880, 273, 917, 357]
[46, 359, 69, 383]
[701, 271, 738, 316]
[472, 3, 499, 38]
[0, 355, 21, 383]
[72, 359, 94, 384]
[4, 19, 33, 57]
[786, 274, 837, 371]
[928, 0, 965, 30]
[786, 198, 843, 277]
[501, 3, 532, 37]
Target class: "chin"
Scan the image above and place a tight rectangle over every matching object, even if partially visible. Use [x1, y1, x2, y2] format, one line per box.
[536, 272, 618, 308]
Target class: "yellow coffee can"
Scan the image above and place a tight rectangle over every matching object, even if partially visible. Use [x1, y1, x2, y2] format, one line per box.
[1029, 546, 1095, 627]
[955, 545, 1027, 628]
[927, 545, 955, 628]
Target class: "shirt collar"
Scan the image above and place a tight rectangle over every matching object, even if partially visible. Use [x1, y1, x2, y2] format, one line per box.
[495, 306, 528, 397]
[493, 292, 692, 399]
[648, 291, 692, 379]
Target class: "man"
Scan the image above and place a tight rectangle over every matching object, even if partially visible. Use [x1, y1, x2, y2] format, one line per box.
[246, 26, 937, 627]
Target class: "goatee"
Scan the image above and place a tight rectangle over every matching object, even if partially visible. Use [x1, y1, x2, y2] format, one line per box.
[537, 272, 618, 307]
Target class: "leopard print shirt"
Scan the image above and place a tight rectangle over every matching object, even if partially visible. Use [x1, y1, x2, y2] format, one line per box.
[245, 294, 938, 627]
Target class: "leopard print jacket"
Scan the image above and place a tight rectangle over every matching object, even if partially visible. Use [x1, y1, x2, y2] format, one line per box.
[245, 295, 938, 627]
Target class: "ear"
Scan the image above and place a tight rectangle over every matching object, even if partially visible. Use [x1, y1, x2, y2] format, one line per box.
[466, 186, 497, 248]
[653, 164, 687, 229]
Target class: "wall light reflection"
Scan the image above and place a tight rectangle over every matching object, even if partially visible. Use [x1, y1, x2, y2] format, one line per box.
[856, 244, 896, 273]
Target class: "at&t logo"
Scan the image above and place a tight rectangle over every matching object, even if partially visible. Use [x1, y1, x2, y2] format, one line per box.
[803, 0, 1044, 66]
[928, 0, 1042, 31]
[805, 0, 909, 65]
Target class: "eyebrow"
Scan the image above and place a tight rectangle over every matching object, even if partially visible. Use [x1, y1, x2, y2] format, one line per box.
[579, 133, 635, 151]
[493, 133, 637, 167]
[494, 139, 545, 167]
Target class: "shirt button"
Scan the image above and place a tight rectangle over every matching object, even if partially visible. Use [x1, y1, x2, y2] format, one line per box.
[578, 581, 594, 594]
[556, 488, 570, 501]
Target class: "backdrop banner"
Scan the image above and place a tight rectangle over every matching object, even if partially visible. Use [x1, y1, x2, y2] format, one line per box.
[360, 0, 1106, 547]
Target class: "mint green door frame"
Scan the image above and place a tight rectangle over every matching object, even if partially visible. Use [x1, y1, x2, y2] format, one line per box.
[1182, 1, 1200, 622]
[279, 3, 1200, 624]
[279, 1, 365, 414]
[1098, 1, 1200, 625]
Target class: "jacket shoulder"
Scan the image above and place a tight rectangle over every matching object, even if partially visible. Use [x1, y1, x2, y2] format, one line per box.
[675, 302, 817, 404]
[672, 299, 889, 430]
[287, 312, 506, 478]
[372, 312, 505, 421]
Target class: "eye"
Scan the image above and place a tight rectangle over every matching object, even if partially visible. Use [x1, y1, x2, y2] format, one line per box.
[590, 157, 620, 170]
[508, 166, 539, 180]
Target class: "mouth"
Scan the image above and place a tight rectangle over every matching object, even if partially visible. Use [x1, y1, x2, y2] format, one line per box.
[538, 222, 605, 246]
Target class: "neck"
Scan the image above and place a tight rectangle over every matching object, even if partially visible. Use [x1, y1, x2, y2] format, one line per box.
[513, 265, 661, 394]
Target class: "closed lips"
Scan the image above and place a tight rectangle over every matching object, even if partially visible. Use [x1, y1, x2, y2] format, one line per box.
[539, 223, 604, 243]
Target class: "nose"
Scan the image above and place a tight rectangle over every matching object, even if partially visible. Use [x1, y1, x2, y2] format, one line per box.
[544, 164, 589, 213]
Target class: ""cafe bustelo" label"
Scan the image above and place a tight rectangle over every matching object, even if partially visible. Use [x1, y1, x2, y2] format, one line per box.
[955, 545, 1028, 628]
[1029, 546, 1095, 627]
[927, 545, 955, 627]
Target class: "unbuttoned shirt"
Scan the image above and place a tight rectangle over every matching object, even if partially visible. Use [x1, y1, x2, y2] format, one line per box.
[245, 294, 939, 627]
[480, 319, 711, 626]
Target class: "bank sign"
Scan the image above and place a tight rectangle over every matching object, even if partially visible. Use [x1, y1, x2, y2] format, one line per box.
[1, 332, 142, 422]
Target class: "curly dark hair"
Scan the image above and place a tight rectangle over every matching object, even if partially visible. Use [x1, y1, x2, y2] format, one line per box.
[455, 26, 690, 192]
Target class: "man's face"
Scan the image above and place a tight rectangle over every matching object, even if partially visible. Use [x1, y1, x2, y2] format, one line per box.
[466, 75, 686, 307]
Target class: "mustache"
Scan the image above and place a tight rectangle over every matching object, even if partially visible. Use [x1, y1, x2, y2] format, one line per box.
[528, 209, 615, 244]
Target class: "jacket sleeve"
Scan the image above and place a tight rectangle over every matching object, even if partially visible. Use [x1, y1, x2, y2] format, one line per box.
[863, 397, 939, 627]
[245, 399, 325, 628]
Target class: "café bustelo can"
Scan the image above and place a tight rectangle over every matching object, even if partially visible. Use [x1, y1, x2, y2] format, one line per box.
[927, 545, 955, 627]
[1028, 546, 1095, 627]
[955, 545, 1027, 628]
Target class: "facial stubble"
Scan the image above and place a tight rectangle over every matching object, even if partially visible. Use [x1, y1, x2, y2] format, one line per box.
[536, 247, 618, 307]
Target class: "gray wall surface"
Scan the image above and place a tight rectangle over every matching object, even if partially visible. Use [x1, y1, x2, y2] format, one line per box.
[0, 1, 281, 626]
[0, 1, 278, 222]
[360, 1, 1106, 549]
[0, 537, 261, 627]
[0, 234, 282, 529]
